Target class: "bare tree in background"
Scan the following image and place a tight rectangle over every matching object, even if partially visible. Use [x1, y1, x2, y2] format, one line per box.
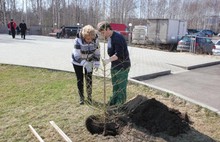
[60, 0, 66, 26]
[0, 0, 7, 25]
[4, 0, 16, 19]
[155, 0, 168, 18]
[202, 0, 220, 31]
[147, 0, 155, 19]
[109, 0, 136, 23]
[1, 0, 220, 33]
[121, 0, 137, 24]
[29, 0, 41, 25]
[139, 0, 148, 19]
[85, 0, 99, 26]
[21, 0, 24, 20]
[54, 0, 61, 28]
[10, 0, 16, 18]
[38, 0, 43, 26]
[74, 0, 79, 24]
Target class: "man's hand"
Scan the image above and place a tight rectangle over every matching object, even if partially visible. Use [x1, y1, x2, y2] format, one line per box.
[102, 58, 111, 66]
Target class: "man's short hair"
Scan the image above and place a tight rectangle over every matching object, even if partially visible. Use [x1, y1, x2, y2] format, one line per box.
[97, 21, 112, 31]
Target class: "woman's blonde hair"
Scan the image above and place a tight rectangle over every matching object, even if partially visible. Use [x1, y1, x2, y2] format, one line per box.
[81, 25, 96, 39]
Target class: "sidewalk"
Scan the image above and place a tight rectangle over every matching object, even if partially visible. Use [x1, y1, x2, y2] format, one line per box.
[1, 34, 220, 114]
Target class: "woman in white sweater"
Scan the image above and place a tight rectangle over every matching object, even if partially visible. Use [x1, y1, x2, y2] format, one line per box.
[71, 25, 100, 105]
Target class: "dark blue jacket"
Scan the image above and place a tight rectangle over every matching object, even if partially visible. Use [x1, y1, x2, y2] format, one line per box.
[107, 31, 131, 70]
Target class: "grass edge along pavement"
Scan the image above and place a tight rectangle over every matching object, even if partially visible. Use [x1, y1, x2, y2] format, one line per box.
[0, 64, 220, 142]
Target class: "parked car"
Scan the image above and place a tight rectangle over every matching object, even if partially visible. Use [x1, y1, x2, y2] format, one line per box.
[187, 29, 200, 35]
[212, 40, 220, 55]
[194, 31, 206, 37]
[199, 29, 217, 37]
[56, 26, 81, 38]
[177, 35, 215, 54]
[177, 35, 192, 51]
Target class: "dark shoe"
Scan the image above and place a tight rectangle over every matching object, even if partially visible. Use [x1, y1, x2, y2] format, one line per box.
[79, 100, 84, 105]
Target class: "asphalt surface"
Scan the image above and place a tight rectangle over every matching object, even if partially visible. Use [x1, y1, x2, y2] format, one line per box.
[141, 64, 220, 114]
[1, 34, 220, 114]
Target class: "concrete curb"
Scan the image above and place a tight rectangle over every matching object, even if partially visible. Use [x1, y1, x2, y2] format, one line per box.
[129, 78, 220, 115]
[168, 61, 220, 70]
[131, 70, 171, 81]
[187, 61, 220, 70]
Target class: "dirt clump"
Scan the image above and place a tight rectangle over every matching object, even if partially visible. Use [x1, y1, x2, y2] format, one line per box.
[85, 95, 190, 137]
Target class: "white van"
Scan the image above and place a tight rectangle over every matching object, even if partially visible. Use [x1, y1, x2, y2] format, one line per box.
[132, 25, 148, 44]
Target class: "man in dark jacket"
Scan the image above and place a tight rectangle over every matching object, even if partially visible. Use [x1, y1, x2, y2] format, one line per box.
[97, 21, 131, 106]
[19, 20, 27, 39]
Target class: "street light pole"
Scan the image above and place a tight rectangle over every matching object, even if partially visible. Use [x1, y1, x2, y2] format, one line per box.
[54, 23, 57, 28]
[77, 23, 80, 33]
[128, 23, 132, 45]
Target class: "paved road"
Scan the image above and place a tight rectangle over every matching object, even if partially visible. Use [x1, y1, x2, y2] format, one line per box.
[0, 34, 220, 114]
[141, 64, 220, 113]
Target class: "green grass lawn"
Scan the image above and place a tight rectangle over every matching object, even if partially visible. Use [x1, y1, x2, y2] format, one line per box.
[0, 64, 220, 142]
[0, 64, 150, 141]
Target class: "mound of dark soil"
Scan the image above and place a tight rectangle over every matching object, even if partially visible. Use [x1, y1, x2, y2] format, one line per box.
[85, 95, 190, 137]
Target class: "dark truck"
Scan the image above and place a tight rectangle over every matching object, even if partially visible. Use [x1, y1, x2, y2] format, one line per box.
[56, 26, 81, 38]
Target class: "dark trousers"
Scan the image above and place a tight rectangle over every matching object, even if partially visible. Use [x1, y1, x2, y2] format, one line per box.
[73, 64, 93, 101]
[11, 29, 15, 38]
[21, 30, 26, 39]
[109, 68, 130, 106]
